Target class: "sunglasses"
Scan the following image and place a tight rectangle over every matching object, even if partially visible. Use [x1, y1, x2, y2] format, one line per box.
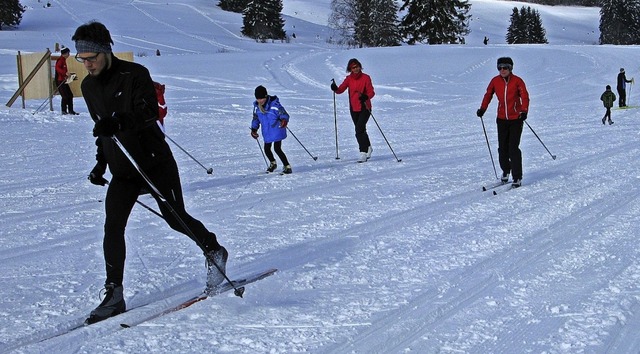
[497, 64, 512, 71]
[350, 65, 360, 70]
[75, 53, 101, 63]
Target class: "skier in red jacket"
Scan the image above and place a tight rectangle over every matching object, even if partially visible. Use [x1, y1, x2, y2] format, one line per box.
[476, 57, 529, 188]
[331, 58, 376, 163]
[55, 47, 79, 115]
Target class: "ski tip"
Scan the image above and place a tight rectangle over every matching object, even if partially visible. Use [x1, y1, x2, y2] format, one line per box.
[120, 323, 131, 328]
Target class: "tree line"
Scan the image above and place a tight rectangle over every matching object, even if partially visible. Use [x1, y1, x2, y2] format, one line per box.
[2, 0, 639, 46]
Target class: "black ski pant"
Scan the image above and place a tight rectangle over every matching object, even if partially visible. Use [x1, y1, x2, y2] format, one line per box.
[496, 118, 524, 181]
[350, 109, 371, 153]
[58, 82, 74, 113]
[102, 158, 220, 286]
[603, 107, 612, 122]
[264, 140, 289, 166]
[617, 88, 626, 107]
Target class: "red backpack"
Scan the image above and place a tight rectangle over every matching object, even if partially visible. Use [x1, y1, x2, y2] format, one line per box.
[154, 81, 167, 125]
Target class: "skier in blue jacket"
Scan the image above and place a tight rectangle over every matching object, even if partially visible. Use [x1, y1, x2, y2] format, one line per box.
[251, 85, 292, 174]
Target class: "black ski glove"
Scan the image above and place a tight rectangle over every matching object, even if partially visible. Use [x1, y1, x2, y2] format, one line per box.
[93, 115, 121, 137]
[476, 108, 485, 118]
[250, 129, 259, 139]
[88, 163, 108, 186]
[330, 82, 338, 92]
[359, 94, 368, 103]
[519, 111, 528, 121]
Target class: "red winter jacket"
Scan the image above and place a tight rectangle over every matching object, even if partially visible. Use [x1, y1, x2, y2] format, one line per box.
[335, 72, 375, 112]
[480, 73, 529, 120]
[55, 56, 68, 84]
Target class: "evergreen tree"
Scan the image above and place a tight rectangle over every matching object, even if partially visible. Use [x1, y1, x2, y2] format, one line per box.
[505, 8, 521, 44]
[353, 0, 373, 47]
[506, 6, 548, 44]
[399, 0, 471, 45]
[528, 7, 548, 43]
[242, 0, 286, 41]
[218, 0, 250, 13]
[370, 0, 402, 47]
[599, 0, 640, 45]
[0, 0, 25, 30]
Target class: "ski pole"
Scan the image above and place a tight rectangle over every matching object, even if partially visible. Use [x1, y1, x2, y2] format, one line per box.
[164, 133, 213, 174]
[332, 79, 340, 159]
[368, 111, 402, 162]
[286, 127, 318, 160]
[525, 121, 556, 160]
[256, 137, 269, 167]
[33, 80, 67, 115]
[480, 116, 498, 179]
[107, 132, 244, 297]
[136, 199, 164, 219]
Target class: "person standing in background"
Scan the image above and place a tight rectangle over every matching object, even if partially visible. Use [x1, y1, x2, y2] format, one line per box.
[617, 68, 633, 108]
[55, 47, 79, 115]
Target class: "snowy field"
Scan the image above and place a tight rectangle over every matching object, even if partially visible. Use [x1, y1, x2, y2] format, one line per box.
[2, 0, 640, 353]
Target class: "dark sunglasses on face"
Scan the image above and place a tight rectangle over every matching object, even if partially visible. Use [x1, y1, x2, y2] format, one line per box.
[497, 64, 512, 71]
[350, 65, 360, 70]
[75, 53, 101, 63]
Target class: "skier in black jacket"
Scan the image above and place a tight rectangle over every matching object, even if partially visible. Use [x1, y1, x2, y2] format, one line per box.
[72, 21, 228, 324]
[617, 68, 633, 108]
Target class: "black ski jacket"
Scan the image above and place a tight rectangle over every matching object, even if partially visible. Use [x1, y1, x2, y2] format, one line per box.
[82, 55, 173, 178]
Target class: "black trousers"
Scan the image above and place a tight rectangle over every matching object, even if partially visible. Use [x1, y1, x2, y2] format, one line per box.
[58, 82, 74, 113]
[264, 140, 289, 166]
[617, 88, 626, 107]
[103, 158, 219, 286]
[497, 119, 524, 180]
[350, 110, 371, 152]
[603, 107, 612, 121]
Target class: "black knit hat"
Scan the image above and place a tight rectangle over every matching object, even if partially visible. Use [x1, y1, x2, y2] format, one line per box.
[61, 47, 70, 55]
[497, 57, 513, 66]
[254, 85, 267, 99]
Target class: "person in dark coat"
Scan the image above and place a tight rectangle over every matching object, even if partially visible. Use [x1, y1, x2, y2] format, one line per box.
[617, 68, 633, 107]
[476, 57, 530, 188]
[72, 21, 228, 324]
[600, 85, 616, 125]
[251, 85, 292, 174]
[54, 47, 78, 115]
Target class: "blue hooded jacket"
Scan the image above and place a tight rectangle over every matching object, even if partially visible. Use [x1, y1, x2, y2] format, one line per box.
[251, 95, 289, 143]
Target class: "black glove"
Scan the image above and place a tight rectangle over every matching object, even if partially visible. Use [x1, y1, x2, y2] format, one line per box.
[88, 163, 108, 186]
[93, 115, 121, 137]
[330, 82, 338, 92]
[359, 94, 368, 103]
[519, 111, 528, 121]
[476, 108, 485, 118]
[250, 129, 259, 139]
